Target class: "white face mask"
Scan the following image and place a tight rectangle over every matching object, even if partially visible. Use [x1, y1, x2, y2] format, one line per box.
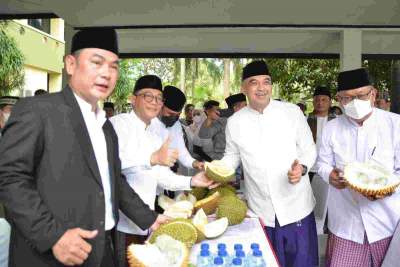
[193, 115, 202, 124]
[2, 112, 10, 125]
[343, 99, 372, 120]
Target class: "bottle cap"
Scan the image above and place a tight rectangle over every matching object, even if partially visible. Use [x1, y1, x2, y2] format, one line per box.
[236, 250, 245, 258]
[234, 243, 243, 250]
[200, 243, 210, 250]
[232, 258, 242, 265]
[214, 257, 224, 265]
[251, 243, 260, 250]
[217, 243, 226, 250]
[200, 250, 210, 257]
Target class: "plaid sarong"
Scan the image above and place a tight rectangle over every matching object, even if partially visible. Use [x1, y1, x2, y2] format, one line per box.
[325, 232, 392, 267]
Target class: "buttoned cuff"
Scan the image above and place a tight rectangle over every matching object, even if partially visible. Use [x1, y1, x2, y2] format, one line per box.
[318, 164, 334, 184]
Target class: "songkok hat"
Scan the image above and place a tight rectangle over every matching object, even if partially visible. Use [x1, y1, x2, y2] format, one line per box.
[0, 96, 19, 107]
[133, 75, 163, 94]
[313, 86, 331, 98]
[103, 102, 114, 109]
[163, 85, 186, 112]
[71, 28, 119, 55]
[225, 93, 246, 109]
[338, 68, 371, 91]
[242, 60, 270, 81]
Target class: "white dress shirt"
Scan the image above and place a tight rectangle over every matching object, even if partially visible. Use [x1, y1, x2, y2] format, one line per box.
[74, 94, 115, 230]
[221, 100, 317, 227]
[317, 108, 400, 243]
[110, 112, 192, 235]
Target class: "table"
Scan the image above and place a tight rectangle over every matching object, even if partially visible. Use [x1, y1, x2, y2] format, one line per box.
[189, 217, 280, 266]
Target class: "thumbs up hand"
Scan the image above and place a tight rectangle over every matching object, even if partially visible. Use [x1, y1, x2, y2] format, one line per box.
[287, 159, 303, 184]
[151, 136, 179, 167]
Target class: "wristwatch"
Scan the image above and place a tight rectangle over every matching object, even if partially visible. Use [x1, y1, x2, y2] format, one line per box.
[301, 164, 308, 176]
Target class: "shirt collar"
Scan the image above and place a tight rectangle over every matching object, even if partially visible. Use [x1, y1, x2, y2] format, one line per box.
[344, 108, 377, 129]
[73, 93, 106, 124]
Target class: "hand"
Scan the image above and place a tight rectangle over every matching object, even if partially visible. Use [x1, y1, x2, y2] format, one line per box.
[150, 136, 179, 167]
[288, 159, 303, 184]
[191, 171, 220, 189]
[192, 160, 205, 171]
[150, 215, 170, 231]
[329, 167, 347, 189]
[52, 228, 97, 266]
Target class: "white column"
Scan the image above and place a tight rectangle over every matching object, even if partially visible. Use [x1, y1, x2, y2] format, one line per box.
[340, 29, 362, 71]
[62, 23, 76, 88]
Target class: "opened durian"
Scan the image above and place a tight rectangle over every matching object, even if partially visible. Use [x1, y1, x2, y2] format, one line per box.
[216, 196, 247, 225]
[194, 191, 221, 215]
[344, 161, 400, 197]
[148, 219, 198, 248]
[205, 160, 235, 183]
[127, 234, 189, 267]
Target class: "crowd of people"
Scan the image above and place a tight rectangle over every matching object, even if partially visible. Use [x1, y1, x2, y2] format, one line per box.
[0, 28, 399, 267]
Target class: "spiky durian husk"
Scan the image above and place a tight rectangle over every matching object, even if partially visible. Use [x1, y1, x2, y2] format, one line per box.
[194, 191, 220, 215]
[346, 180, 400, 198]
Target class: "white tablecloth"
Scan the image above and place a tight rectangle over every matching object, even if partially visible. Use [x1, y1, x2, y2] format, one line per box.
[189, 217, 279, 267]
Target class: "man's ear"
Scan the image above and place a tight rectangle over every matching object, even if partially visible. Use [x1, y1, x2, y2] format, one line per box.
[65, 54, 77, 76]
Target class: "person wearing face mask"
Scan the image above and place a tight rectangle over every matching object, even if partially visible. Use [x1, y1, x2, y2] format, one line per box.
[0, 96, 19, 138]
[180, 103, 194, 126]
[158, 85, 204, 173]
[316, 68, 400, 267]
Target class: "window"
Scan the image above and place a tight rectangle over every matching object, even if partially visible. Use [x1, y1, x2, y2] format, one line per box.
[27, 19, 50, 34]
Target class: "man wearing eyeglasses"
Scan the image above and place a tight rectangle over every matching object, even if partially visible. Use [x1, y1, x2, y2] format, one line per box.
[316, 68, 400, 266]
[220, 60, 318, 267]
[109, 75, 216, 267]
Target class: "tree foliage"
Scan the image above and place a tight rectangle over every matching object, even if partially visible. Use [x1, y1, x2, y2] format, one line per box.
[0, 22, 25, 96]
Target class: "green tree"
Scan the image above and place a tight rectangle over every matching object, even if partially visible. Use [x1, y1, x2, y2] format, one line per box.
[0, 21, 25, 96]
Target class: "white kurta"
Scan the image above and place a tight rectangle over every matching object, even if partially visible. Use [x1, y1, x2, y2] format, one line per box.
[317, 108, 400, 244]
[110, 112, 192, 235]
[221, 100, 317, 227]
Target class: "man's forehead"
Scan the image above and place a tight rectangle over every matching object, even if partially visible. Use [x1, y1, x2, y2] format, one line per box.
[246, 75, 271, 81]
[338, 85, 372, 95]
[79, 48, 119, 61]
[139, 88, 162, 95]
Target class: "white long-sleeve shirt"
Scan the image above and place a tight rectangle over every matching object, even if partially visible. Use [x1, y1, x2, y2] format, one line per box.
[110, 112, 192, 235]
[317, 108, 400, 243]
[74, 93, 115, 230]
[221, 101, 317, 227]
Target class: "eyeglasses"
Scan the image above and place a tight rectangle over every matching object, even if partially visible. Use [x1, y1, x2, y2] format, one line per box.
[136, 92, 164, 104]
[337, 89, 372, 104]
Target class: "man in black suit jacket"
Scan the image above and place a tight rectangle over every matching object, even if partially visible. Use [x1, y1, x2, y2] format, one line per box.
[0, 29, 169, 266]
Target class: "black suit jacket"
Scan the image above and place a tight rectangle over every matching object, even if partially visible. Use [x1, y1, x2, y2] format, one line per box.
[0, 86, 157, 266]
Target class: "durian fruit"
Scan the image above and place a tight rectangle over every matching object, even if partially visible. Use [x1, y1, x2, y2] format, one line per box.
[216, 196, 247, 225]
[190, 187, 209, 201]
[207, 185, 236, 198]
[191, 208, 208, 243]
[205, 160, 235, 183]
[149, 219, 198, 248]
[175, 192, 197, 205]
[158, 195, 176, 211]
[203, 217, 229, 239]
[127, 234, 189, 267]
[163, 200, 194, 219]
[194, 191, 221, 215]
[344, 161, 400, 198]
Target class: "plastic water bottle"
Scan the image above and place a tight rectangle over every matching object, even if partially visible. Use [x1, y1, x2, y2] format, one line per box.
[218, 243, 227, 251]
[218, 249, 231, 266]
[234, 243, 243, 251]
[213, 256, 225, 266]
[234, 250, 246, 266]
[247, 250, 266, 267]
[197, 249, 213, 267]
[201, 242, 210, 251]
[230, 257, 243, 266]
[250, 243, 260, 251]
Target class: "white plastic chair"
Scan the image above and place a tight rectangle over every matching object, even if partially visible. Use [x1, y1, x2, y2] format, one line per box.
[311, 174, 330, 235]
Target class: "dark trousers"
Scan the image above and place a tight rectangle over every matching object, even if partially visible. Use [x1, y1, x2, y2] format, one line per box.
[265, 212, 319, 267]
[101, 229, 116, 267]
